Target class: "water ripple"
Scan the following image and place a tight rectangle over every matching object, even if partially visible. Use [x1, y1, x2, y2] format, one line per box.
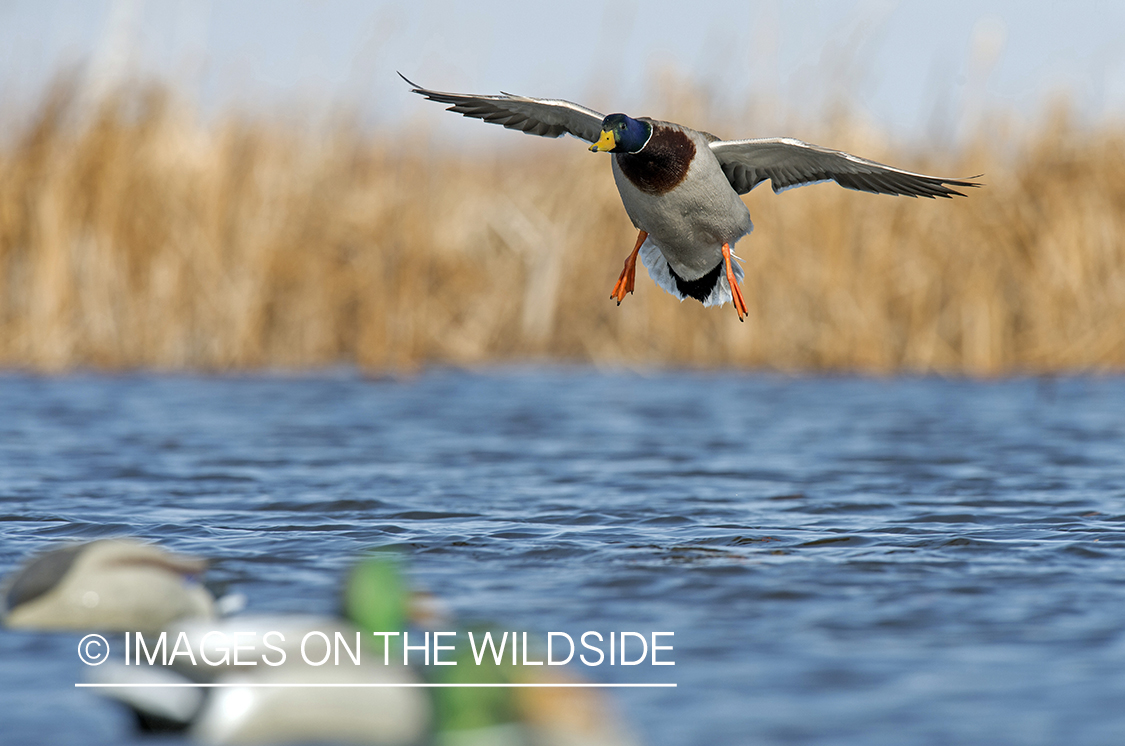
[1, 371, 1125, 744]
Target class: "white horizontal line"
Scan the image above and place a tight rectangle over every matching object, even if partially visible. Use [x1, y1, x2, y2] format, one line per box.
[76, 682, 676, 689]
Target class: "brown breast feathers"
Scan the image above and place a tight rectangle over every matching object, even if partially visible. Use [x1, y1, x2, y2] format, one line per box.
[615, 125, 696, 196]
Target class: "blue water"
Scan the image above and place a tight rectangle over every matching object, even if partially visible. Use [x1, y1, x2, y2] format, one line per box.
[2, 370, 1125, 745]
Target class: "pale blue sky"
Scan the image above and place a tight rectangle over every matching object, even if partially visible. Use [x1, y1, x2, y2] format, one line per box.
[2, 1, 1124, 145]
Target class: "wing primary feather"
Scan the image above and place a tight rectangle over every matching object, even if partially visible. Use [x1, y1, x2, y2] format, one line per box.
[400, 73, 606, 143]
[710, 137, 980, 197]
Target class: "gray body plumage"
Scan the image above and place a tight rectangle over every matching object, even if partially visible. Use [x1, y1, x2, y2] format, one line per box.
[611, 121, 751, 305]
[402, 75, 978, 309]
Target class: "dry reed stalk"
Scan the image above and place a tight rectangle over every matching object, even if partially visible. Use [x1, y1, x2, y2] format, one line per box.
[1, 81, 1124, 374]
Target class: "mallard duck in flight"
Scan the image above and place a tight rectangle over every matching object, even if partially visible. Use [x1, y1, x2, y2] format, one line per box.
[402, 74, 978, 321]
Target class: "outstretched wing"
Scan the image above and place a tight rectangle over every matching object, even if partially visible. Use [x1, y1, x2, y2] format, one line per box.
[709, 137, 980, 198]
[400, 73, 605, 143]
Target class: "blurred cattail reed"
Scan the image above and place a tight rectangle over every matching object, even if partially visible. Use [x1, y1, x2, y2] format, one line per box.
[2, 78, 1124, 374]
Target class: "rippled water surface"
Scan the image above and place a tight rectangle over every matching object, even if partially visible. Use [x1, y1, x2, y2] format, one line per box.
[2, 370, 1125, 745]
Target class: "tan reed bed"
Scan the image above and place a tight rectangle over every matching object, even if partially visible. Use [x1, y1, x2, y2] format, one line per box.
[1, 81, 1124, 374]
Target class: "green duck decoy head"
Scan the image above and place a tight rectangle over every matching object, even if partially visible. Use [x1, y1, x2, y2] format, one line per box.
[343, 551, 409, 635]
[589, 114, 652, 153]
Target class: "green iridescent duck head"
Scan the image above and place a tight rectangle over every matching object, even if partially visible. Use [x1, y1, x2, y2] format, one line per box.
[589, 113, 652, 154]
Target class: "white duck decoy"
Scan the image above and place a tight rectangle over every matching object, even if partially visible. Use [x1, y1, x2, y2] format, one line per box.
[87, 555, 434, 745]
[88, 554, 636, 746]
[2, 538, 215, 633]
[91, 613, 433, 746]
[402, 75, 979, 320]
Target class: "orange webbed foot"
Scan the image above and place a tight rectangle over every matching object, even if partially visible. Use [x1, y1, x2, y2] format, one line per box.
[722, 243, 748, 322]
[611, 230, 648, 305]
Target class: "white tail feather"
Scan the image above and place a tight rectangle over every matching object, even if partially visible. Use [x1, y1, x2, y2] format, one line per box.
[639, 239, 745, 308]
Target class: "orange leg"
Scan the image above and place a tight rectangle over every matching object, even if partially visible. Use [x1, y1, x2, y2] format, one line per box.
[722, 243, 748, 322]
[611, 230, 648, 305]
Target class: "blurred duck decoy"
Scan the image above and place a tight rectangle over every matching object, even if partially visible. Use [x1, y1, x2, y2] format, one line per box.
[93, 554, 635, 746]
[347, 559, 638, 746]
[2, 538, 215, 633]
[403, 74, 979, 321]
[93, 556, 434, 745]
[93, 613, 433, 745]
[91, 554, 433, 745]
